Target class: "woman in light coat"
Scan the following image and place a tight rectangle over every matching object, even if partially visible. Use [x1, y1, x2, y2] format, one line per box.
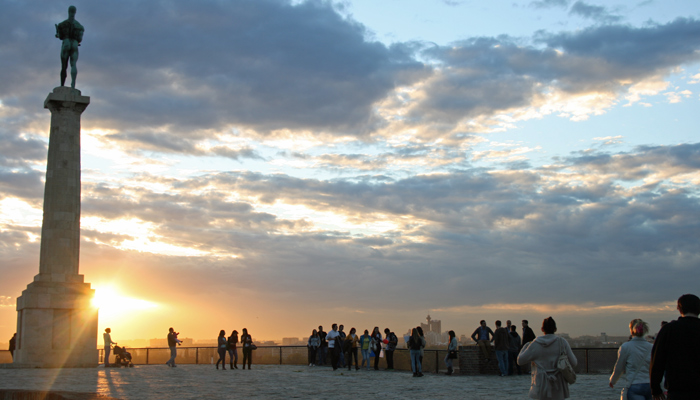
[518, 317, 577, 400]
[609, 319, 653, 400]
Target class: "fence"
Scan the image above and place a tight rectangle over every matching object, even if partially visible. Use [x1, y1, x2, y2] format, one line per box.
[50, 345, 625, 374]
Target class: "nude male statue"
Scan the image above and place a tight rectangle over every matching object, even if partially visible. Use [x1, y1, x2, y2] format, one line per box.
[55, 5, 84, 88]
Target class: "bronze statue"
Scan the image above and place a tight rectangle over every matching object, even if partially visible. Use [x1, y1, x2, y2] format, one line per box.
[55, 5, 84, 88]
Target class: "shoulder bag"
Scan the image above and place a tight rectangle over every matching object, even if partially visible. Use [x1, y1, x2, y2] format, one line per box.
[557, 337, 576, 384]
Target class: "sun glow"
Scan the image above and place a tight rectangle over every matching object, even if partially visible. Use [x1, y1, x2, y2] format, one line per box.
[92, 286, 158, 320]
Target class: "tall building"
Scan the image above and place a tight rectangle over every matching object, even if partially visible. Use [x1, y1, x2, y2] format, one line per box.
[421, 315, 441, 334]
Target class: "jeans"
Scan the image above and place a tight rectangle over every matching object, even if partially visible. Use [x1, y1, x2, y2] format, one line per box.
[317, 346, 327, 365]
[385, 349, 394, 369]
[104, 346, 111, 365]
[361, 349, 371, 370]
[627, 383, 651, 400]
[216, 348, 227, 367]
[347, 348, 359, 370]
[228, 348, 238, 366]
[495, 350, 509, 375]
[167, 346, 177, 366]
[308, 347, 317, 364]
[339, 350, 345, 367]
[410, 349, 422, 373]
[444, 354, 453, 369]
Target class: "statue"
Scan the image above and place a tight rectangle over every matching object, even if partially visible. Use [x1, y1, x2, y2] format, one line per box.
[55, 5, 84, 89]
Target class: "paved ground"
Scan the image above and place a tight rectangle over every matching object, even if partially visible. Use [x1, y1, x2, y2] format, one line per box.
[0, 364, 623, 399]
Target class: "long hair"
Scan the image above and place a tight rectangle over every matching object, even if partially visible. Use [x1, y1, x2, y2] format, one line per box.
[411, 328, 420, 342]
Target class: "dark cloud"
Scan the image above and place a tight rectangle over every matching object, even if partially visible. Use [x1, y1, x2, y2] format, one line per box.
[413, 18, 700, 127]
[0, 0, 428, 150]
[569, 1, 622, 23]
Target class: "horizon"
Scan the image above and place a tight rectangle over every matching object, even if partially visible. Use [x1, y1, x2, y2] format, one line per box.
[1, 0, 699, 346]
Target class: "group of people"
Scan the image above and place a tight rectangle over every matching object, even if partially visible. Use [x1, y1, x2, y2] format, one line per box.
[214, 328, 254, 370]
[306, 325, 401, 373]
[609, 293, 700, 400]
[470, 319, 536, 377]
[513, 293, 700, 400]
[90, 293, 698, 399]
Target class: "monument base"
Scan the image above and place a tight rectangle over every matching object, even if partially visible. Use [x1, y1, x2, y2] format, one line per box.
[13, 274, 98, 368]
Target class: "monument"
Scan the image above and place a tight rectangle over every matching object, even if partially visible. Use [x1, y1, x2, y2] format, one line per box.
[12, 6, 97, 368]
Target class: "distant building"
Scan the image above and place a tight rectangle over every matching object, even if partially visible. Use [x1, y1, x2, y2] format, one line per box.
[282, 337, 302, 346]
[420, 315, 441, 335]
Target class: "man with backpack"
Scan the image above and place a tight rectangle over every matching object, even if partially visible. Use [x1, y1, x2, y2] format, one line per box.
[384, 328, 398, 370]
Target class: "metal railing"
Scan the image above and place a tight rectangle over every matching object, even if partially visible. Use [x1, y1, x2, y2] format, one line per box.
[85, 345, 618, 374]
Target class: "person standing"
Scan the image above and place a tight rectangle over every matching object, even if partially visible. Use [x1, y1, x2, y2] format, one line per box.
[650, 293, 700, 400]
[338, 325, 346, 368]
[370, 327, 382, 371]
[308, 329, 320, 367]
[241, 328, 254, 369]
[9, 333, 16, 361]
[521, 319, 536, 373]
[609, 319, 653, 400]
[227, 330, 239, 369]
[444, 330, 458, 375]
[360, 329, 372, 370]
[471, 320, 495, 370]
[345, 327, 360, 371]
[317, 325, 327, 366]
[518, 317, 577, 400]
[216, 330, 227, 370]
[416, 326, 426, 366]
[493, 320, 510, 376]
[103, 328, 117, 367]
[166, 327, 179, 367]
[522, 320, 536, 346]
[408, 328, 424, 377]
[326, 323, 341, 370]
[508, 325, 522, 375]
[384, 328, 398, 371]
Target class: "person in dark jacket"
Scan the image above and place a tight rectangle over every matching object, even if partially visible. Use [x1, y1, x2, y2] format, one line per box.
[241, 328, 254, 369]
[650, 293, 700, 399]
[408, 328, 423, 377]
[508, 325, 522, 375]
[521, 320, 536, 373]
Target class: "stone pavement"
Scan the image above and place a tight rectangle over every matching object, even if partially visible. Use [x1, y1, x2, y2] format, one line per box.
[0, 364, 623, 399]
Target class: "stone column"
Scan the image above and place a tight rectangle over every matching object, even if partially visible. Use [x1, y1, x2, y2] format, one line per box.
[13, 87, 98, 368]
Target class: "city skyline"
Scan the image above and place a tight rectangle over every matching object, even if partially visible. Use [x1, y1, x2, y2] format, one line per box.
[1, 0, 699, 344]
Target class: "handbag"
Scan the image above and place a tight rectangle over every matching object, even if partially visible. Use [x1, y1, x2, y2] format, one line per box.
[557, 337, 576, 384]
[250, 344, 257, 351]
[448, 350, 458, 359]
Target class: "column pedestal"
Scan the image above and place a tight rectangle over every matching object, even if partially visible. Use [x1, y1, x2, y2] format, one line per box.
[13, 87, 97, 368]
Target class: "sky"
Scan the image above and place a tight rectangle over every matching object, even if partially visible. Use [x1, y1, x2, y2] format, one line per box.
[1, 0, 699, 345]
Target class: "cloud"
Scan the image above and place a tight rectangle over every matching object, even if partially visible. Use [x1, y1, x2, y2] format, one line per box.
[387, 18, 700, 139]
[530, 0, 570, 9]
[569, 1, 622, 24]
